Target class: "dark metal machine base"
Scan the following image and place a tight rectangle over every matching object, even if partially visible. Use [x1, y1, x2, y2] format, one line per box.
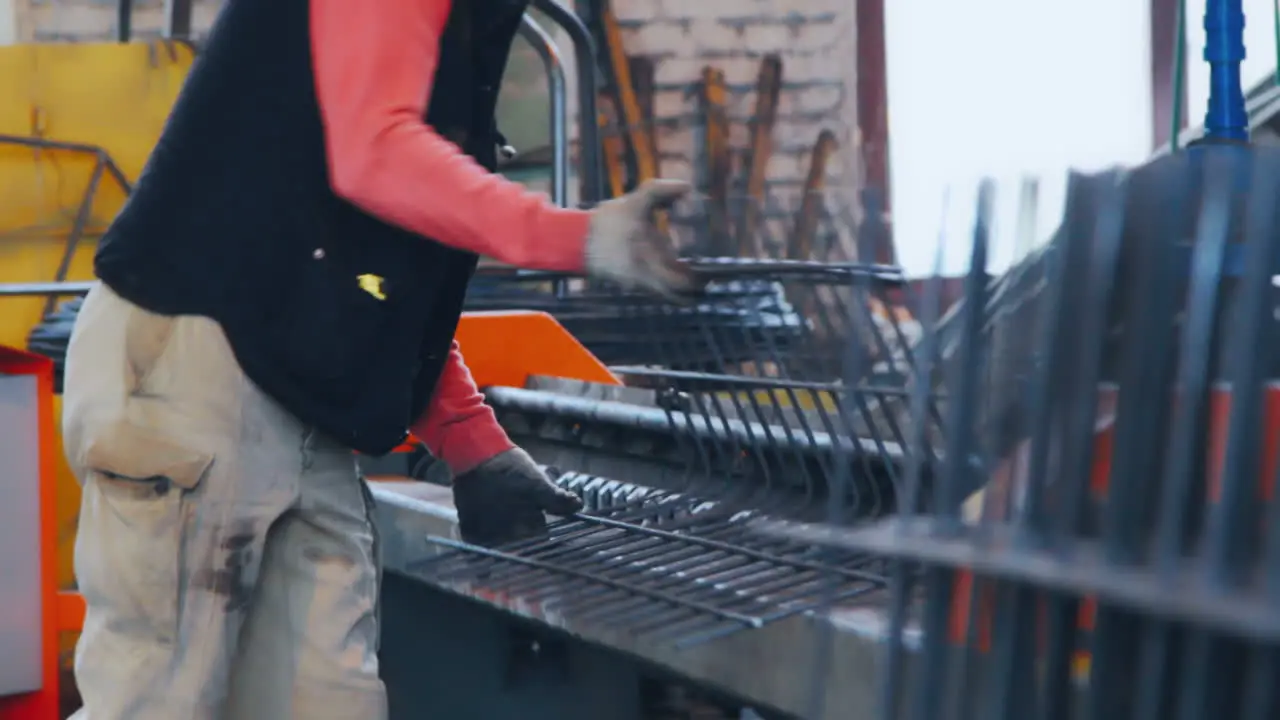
[380, 572, 646, 720]
[381, 573, 789, 719]
[370, 480, 889, 720]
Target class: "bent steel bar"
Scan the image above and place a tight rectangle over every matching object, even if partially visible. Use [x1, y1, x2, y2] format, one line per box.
[768, 149, 1280, 719]
[0, 136, 133, 194]
[0, 136, 133, 314]
[412, 256, 933, 651]
[485, 385, 907, 461]
[528, 0, 602, 204]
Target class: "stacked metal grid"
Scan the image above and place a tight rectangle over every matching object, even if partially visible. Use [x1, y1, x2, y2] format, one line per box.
[766, 146, 1280, 719]
[408, 241, 936, 647]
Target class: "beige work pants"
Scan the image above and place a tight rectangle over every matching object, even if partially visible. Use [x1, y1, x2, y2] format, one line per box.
[61, 283, 386, 720]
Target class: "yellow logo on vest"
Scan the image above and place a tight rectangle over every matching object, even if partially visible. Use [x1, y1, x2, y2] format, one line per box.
[357, 274, 387, 301]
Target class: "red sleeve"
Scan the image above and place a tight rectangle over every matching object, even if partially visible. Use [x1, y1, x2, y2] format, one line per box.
[310, 0, 591, 270]
[409, 341, 515, 474]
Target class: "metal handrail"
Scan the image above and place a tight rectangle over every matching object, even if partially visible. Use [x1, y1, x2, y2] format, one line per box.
[0, 135, 134, 312]
[516, 15, 569, 208]
[529, 0, 602, 205]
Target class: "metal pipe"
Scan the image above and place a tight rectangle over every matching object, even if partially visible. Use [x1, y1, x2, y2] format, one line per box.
[529, 0, 602, 205]
[163, 0, 194, 39]
[0, 282, 94, 297]
[1202, 0, 1248, 141]
[0, 135, 133, 193]
[484, 385, 906, 460]
[517, 15, 569, 208]
[854, 0, 893, 262]
[117, 0, 132, 43]
[44, 161, 106, 315]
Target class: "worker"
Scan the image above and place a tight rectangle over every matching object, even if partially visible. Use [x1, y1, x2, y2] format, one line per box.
[58, 0, 697, 716]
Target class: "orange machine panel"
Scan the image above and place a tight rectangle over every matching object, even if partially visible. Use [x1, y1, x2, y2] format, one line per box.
[453, 310, 619, 390]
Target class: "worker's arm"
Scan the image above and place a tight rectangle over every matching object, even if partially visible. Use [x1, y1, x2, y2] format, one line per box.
[408, 342, 513, 475]
[410, 344, 582, 547]
[310, 0, 589, 270]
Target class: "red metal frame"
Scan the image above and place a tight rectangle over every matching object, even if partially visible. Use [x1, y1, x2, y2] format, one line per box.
[0, 346, 63, 720]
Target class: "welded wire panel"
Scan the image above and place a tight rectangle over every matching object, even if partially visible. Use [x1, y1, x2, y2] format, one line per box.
[418, 260, 912, 645]
[407, 470, 890, 648]
[765, 147, 1280, 719]
[413, 194, 930, 646]
[466, 257, 934, 514]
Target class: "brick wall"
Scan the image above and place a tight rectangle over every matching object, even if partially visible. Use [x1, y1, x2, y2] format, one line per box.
[612, 0, 859, 257]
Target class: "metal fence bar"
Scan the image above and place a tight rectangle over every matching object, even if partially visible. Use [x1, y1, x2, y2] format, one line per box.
[761, 148, 1280, 719]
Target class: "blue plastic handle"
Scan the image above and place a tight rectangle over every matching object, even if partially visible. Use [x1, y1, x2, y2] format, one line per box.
[1203, 0, 1249, 141]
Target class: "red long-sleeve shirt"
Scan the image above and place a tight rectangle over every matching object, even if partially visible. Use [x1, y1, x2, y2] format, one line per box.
[310, 0, 590, 473]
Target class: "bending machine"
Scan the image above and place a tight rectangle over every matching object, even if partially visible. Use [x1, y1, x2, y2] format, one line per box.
[9, 2, 1280, 719]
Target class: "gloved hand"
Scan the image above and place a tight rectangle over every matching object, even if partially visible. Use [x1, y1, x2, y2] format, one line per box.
[584, 179, 703, 299]
[452, 448, 584, 547]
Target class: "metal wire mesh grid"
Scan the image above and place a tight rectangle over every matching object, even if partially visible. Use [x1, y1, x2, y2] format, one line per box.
[414, 255, 938, 646]
[764, 148, 1280, 720]
[467, 257, 938, 505]
[407, 471, 890, 648]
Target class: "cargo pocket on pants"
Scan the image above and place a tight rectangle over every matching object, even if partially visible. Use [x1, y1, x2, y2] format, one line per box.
[74, 420, 214, 646]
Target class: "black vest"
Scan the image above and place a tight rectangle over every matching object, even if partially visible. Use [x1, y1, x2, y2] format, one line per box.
[94, 0, 529, 455]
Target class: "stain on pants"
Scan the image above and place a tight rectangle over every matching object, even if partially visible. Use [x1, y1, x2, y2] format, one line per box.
[62, 283, 386, 720]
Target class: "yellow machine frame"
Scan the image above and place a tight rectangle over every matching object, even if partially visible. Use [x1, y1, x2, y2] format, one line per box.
[0, 41, 196, 614]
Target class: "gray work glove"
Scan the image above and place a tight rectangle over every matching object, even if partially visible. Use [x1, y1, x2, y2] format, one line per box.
[584, 179, 704, 299]
[452, 448, 584, 547]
